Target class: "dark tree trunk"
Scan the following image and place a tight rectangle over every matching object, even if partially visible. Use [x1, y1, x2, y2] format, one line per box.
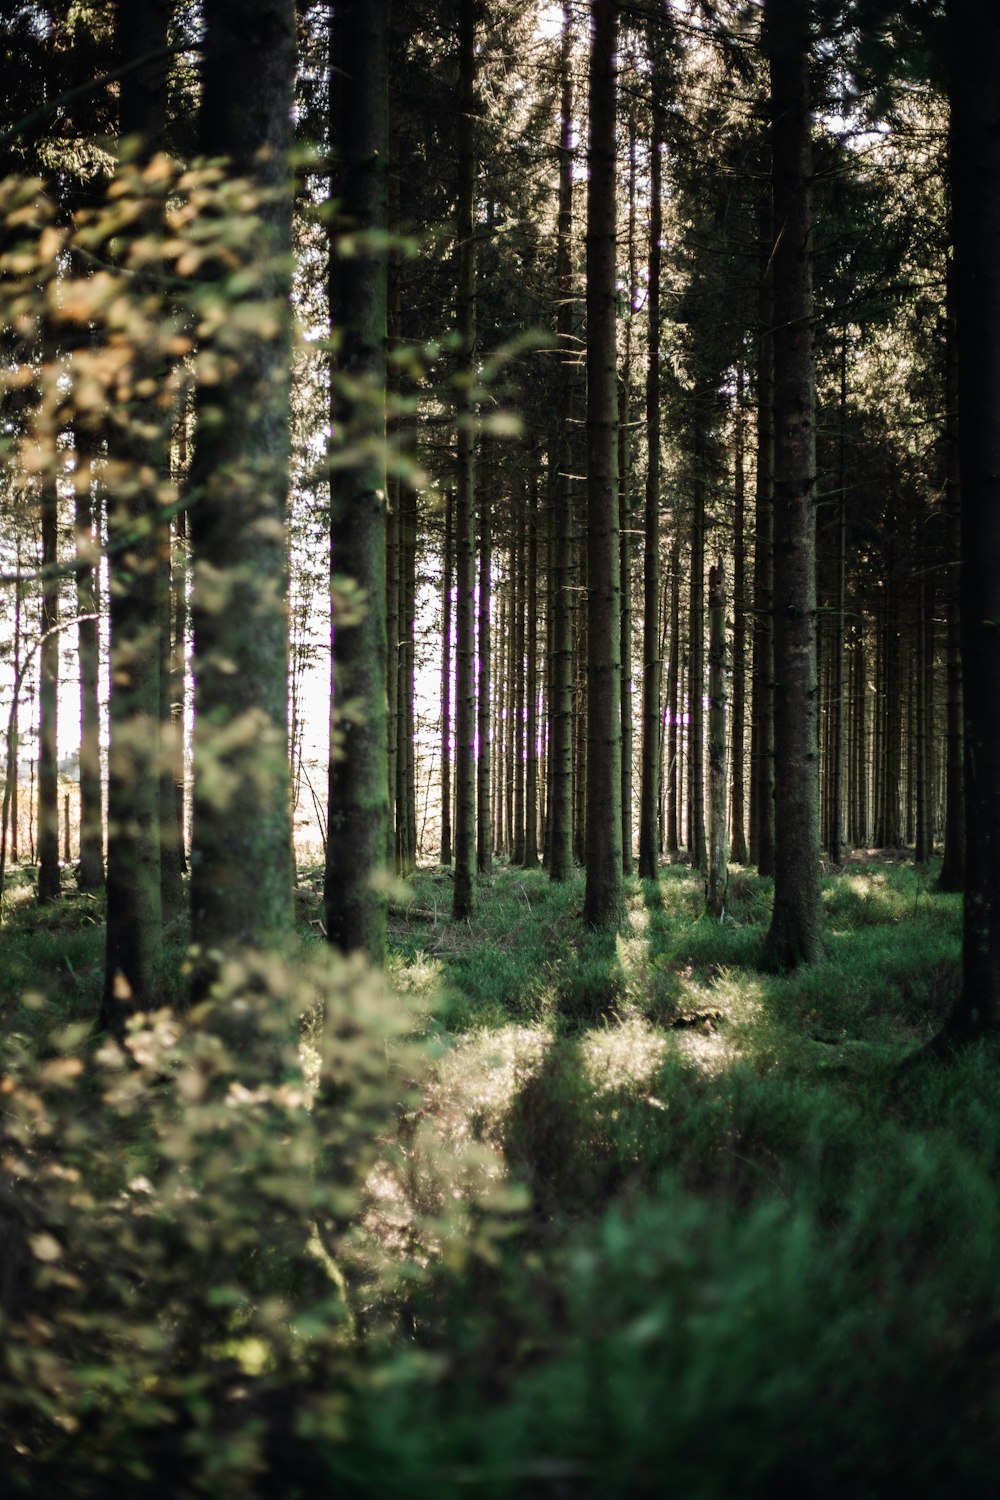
[760, 0, 823, 970]
[938, 0, 1000, 1038]
[548, 1, 576, 882]
[638, 105, 663, 881]
[37, 473, 60, 905]
[665, 537, 681, 857]
[707, 561, 728, 918]
[325, 0, 390, 962]
[688, 414, 707, 873]
[452, 0, 477, 919]
[583, 0, 623, 927]
[101, 0, 173, 1024]
[188, 0, 295, 987]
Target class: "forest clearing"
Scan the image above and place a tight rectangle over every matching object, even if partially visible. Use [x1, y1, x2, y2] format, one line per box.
[3, 0, 1000, 1493]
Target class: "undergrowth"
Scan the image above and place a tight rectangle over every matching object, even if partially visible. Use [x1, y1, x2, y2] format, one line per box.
[2, 853, 996, 1498]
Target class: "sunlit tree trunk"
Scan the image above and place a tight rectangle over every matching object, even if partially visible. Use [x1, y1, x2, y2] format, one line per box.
[730, 367, 748, 865]
[440, 488, 453, 865]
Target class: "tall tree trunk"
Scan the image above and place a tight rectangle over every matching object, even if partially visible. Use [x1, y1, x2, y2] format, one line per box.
[548, 2, 576, 882]
[525, 478, 540, 866]
[440, 489, 453, 865]
[938, 0, 1000, 1037]
[750, 155, 775, 875]
[452, 0, 477, 919]
[74, 429, 103, 891]
[937, 255, 965, 891]
[583, 0, 623, 927]
[513, 493, 528, 864]
[326, 0, 389, 962]
[688, 414, 707, 873]
[477, 484, 492, 874]
[37, 472, 60, 904]
[665, 537, 681, 857]
[188, 0, 295, 987]
[638, 106, 663, 881]
[829, 329, 848, 864]
[760, 0, 822, 970]
[730, 367, 748, 865]
[619, 113, 637, 877]
[707, 560, 728, 917]
[101, 0, 174, 1024]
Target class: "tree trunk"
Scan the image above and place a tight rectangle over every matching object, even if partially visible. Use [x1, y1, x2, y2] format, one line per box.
[452, 0, 477, 920]
[188, 0, 295, 986]
[325, 0, 390, 962]
[37, 473, 60, 905]
[730, 367, 748, 865]
[440, 489, 453, 865]
[102, 0, 171, 1023]
[707, 560, 728, 917]
[750, 154, 775, 875]
[937, 256, 965, 891]
[638, 108, 663, 881]
[74, 429, 103, 891]
[760, 0, 822, 970]
[665, 537, 681, 857]
[477, 484, 492, 874]
[548, 3, 576, 882]
[688, 414, 707, 873]
[939, 0, 1000, 1037]
[583, 0, 623, 928]
[525, 478, 540, 866]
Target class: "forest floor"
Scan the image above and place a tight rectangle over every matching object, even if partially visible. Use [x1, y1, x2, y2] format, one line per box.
[4, 856, 1000, 1497]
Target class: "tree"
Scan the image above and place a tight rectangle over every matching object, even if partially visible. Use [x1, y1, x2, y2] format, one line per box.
[936, 0, 1000, 1038]
[100, 0, 170, 1026]
[638, 86, 663, 882]
[188, 0, 296, 983]
[325, 0, 390, 963]
[760, 0, 823, 969]
[583, 0, 624, 928]
[452, 0, 477, 921]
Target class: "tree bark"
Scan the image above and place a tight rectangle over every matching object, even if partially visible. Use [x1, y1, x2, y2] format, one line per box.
[188, 0, 295, 985]
[638, 108, 663, 881]
[707, 560, 728, 917]
[452, 0, 477, 919]
[37, 473, 60, 905]
[760, 0, 823, 970]
[583, 0, 624, 928]
[325, 0, 390, 962]
[938, 0, 1000, 1037]
[548, 2, 576, 883]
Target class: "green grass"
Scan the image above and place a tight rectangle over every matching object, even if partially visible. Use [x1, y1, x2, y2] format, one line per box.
[4, 853, 999, 1497]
